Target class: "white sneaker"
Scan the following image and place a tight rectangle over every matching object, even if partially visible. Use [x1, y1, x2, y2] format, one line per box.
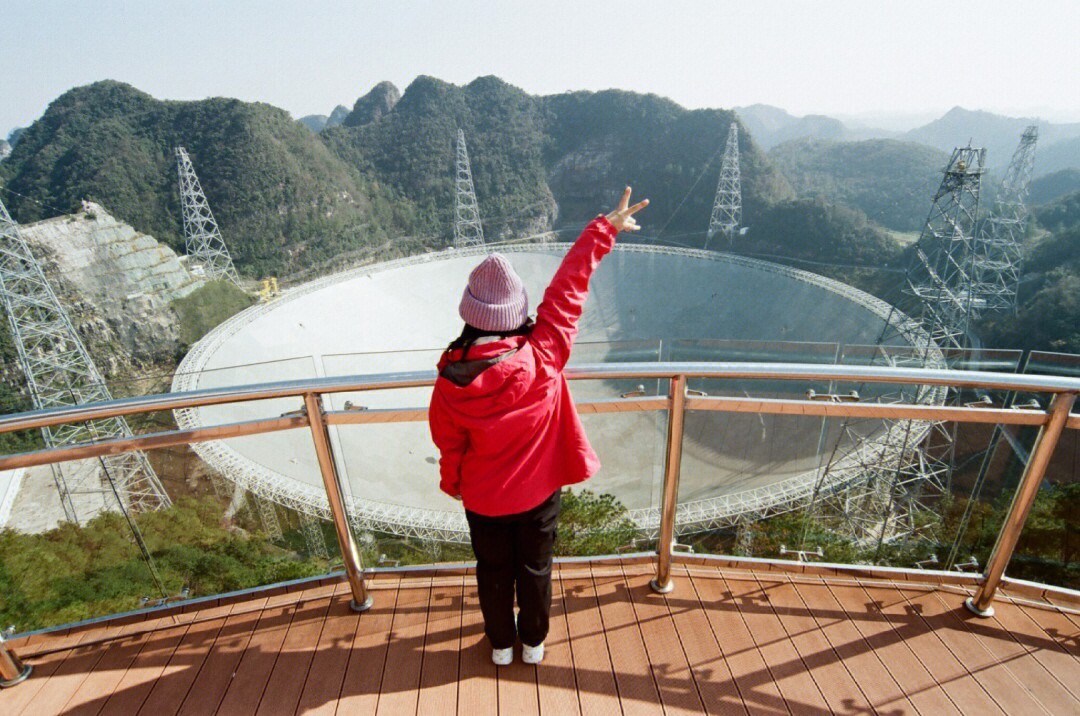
[522, 642, 544, 665]
[492, 647, 513, 666]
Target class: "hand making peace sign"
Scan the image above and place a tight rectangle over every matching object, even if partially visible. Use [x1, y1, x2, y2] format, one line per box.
[605, 186, 649, 233]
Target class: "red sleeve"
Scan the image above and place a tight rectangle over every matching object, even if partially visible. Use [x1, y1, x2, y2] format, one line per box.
[428, 384, 468, 497]
[530, 216, 617, 371]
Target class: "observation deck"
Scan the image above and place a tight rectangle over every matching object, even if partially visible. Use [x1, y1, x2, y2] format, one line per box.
[1, 359, 1079, 714]
[2, 557, 1078, 714]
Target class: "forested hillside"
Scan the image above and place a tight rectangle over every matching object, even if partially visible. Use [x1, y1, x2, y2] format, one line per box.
[0, 82, 406, 276]
[980, 190, 1080, 353]
[1, 77, 905, 281]
[769, 138, 948, 232]
[1029, 169, 1080, 206]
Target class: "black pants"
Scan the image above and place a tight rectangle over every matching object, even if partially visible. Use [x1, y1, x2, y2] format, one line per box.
[465, 490, 561, 650]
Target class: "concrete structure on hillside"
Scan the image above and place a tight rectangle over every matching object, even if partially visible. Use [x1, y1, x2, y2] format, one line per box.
[0, 202, 198, 531]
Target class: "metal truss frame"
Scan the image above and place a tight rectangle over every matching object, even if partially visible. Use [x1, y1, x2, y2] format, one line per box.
[903, 146, 987, 351]
[176, 147, 241, 286]
[808, 147, 989, 549]
[0, 198, 170, 523]
[973, 126, 1038, 314]
[299, 511, 330, 559]
[452, 129, 485, 249]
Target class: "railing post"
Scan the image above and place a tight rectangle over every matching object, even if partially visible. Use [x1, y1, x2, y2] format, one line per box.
[651, 374, 688, 594]
[304, 392, 373, 612]
[0, 635, 32, 688]
[965, 391, 1077, 617]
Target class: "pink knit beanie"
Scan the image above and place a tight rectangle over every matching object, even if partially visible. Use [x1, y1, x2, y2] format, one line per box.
[458, 253, 529, 332]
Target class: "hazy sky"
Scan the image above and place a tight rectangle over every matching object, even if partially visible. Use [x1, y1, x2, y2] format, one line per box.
[3, 0, 1079, 137]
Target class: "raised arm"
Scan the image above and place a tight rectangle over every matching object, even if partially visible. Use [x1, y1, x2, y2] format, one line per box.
[531, 187, 648, 370]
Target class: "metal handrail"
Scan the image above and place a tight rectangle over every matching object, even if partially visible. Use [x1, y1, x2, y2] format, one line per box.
[0, 360, 1077, 685]
[1, 361, 1079, 436]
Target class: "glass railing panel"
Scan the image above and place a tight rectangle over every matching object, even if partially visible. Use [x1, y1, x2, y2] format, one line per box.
[669, 340, 841, 407]
[1007, 351, 1080, 590]
[1025, 350, 1080, 379]
[0, 436, 339, 635]
[673, 341, 841, 557]
[673, 361, 1030, 574]
[679, 416, 1022, 572]
[322, 349, 446, 568]
[570, 341, 663, 556]
[1, 458, 162, 632]
[835, 345, 1026, 572]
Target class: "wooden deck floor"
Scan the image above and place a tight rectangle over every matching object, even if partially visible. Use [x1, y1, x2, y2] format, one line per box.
[3, 560, 1079, 715]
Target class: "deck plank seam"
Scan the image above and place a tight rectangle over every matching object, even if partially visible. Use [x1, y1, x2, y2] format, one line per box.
[410, 576, 437, 716]
[927, 588, 1080, 714]
[100, 616, 199, 716]
[775, 573, 885, 715]
[838, 580, 963, 714]
[742, 575, 832, 714]
[174, 596, 272, 715]
[139, 605, 235, 716]
[682, 572, 752, 716]
[890, 586, 1010, 715]
[642, 563, 714, 715]
[801, 577, 926, 714]
[584, 565, 628, 715]
[253, 584, 337, 715]
[621, 563, 710, 714]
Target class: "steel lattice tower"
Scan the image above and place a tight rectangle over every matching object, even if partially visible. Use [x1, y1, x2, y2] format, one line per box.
[299, 512, 330, 559]
[176, 147, 241, 286]
[452, 130, 485, 249]
[0, 197, 171, 522]
[705, 123, 742, 247]
[972, 126, 1038, 314]
[802, 149, 989, 550]
[903, 146, 987, 351]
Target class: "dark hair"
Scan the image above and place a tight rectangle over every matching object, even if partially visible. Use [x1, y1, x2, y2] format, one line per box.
[447, 319, 534, 359]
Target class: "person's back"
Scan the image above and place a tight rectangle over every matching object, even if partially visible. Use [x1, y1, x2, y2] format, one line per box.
[429, 188, 648, 665]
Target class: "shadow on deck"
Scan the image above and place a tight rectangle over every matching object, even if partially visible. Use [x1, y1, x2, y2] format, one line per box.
[2, 558, 1079, 715]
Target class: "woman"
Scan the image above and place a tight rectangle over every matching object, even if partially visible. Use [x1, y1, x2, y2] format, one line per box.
[428, 187, 647, 666]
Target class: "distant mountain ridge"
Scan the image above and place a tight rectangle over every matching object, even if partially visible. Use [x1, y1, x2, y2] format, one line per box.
[0, 81, 394, 275]
[902, 106, 1080, 173]
[769, 138, 948, 232]
[0, 77, 904, 279]
[298, 104, 350, 133]
[738, 104, 1080, 177]
[735, 104, 852, 149]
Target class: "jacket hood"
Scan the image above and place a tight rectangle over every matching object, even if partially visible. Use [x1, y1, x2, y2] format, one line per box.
[436, 335, 533, 415]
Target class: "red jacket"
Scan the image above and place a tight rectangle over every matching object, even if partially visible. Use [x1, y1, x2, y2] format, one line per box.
[428, 216, 617, 516]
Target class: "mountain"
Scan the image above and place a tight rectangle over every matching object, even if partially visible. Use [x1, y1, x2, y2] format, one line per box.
[769, 138, 948, 232]
[0, 140, 9, 162]
[736, 104, 848, 150]
[0, 81, 401, 276]
[323, 76, 798, 242]
[980, 190, 1080, 353]
[326, 104, 350, 128]
[343, 82, 400, 127]
[903, 107, 1080, 174]
[1029, 169, 1080, 206]
[1037, 135, 1080, 177]
[7, 127, 26, 147]
[298, 104, 351, 133]
[298, 114, 328, 132]
[3, 77, 901, 281]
